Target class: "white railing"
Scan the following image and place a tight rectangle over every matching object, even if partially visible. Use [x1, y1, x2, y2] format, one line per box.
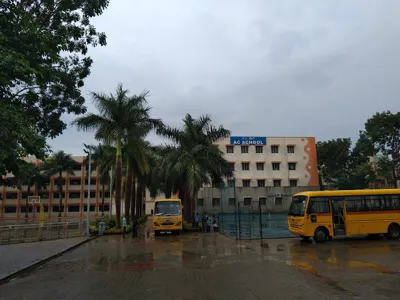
[0, 221, 88, 245]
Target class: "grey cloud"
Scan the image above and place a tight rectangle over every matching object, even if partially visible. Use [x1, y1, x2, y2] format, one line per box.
[48, 0, 400, 155]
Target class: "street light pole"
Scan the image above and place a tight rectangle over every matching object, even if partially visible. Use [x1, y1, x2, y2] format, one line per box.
[83, 144, 91, 236]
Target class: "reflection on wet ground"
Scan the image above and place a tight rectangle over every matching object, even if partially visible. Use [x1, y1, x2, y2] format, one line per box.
[1, 231, 400, 299]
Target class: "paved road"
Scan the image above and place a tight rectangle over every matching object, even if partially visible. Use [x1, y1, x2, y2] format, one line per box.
[3, 231, 400, 300]
[0, 237, 87, 281]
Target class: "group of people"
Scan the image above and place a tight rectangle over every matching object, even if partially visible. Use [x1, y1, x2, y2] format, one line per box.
[195, 212, 218, 232]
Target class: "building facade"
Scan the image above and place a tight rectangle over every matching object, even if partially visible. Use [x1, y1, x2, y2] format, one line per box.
[144, 136, 320, 215]
[196, 136, 319, 214]
[0, 156, 114, 225]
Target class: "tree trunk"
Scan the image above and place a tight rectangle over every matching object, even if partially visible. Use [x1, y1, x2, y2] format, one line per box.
[130, 174, 136, 221]
[136, 183, 142, 218]
[25, 185, 30, 220]
[58, 173, 63, 222]
[115, 139, 123, 228]
[124, 158, 132, 223]
[101, 184, 105, 216]
[179, 188, 190, 222]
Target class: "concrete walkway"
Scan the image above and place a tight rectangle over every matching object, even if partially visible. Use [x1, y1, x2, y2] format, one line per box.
[0, 237, 88, 283]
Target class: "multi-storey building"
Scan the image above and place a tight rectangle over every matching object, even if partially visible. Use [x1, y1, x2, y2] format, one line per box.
[196, 136, 319, 213]
[0, 156, 113, 224]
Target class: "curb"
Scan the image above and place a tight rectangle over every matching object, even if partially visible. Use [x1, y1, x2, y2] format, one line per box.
[0, 236, 99, 286]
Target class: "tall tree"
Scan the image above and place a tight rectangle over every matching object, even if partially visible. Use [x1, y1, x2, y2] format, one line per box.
[85, 144, 115, 216]
[157, 114, 232, 221]
[316, 138, 352, 187]
[17, 163, 48, 220]
[362, 111, 400, 186]
[42, 151, 75, 221]
[0, 0, 110, 177]
[316, 138, 375, 189]
[72, 84, 161, 228]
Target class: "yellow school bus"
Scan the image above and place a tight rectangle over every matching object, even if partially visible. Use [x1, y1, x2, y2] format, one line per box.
[288, 189, 400, 243]
[153, 198, 182, 235]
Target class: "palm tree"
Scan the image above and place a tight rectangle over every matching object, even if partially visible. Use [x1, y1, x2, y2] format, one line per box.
[85, 144, 115, 216]
[72, 83, 162, 228]
[157, 114, 233, 221]
[42, 151, 75, 221]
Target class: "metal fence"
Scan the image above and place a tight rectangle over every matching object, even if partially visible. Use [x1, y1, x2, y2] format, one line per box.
[197, 183, 296, 240]
[216, 202, 294, 239]
[0, 221, 88, 245]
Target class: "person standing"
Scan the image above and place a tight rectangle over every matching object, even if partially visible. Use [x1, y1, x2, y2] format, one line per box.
[195, 213, 200, 227]
[122, 215, 127, 238]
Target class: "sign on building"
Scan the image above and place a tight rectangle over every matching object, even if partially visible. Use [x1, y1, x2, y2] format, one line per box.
[230, 136, 267, 145]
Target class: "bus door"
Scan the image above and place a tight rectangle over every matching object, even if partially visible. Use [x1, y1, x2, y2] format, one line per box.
[329, 198, 346, 236]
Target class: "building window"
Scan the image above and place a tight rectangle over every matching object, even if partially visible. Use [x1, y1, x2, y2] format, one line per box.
[272, 162, 280, 171]
[227, 179, 235, 188]
[53, 192, 65, 199]
[53, 178, 66, 186]
[271, 145, 279, 153]
[68, 205, 80, 212]
[257, 180, 265, 187]
[241, 146, 248, 153]
[242, 180, 251, 187]
[5, 206, 17, 213]
[288, 162, 296, 170]
[242, 162, 250, 171]
[212, 198, 220, 207]
[69, 192, 81, 199]
[226, 146, 234, 153]
[52, 205, 65, 212]
[73, 164, 82, 171]
[99, 204, 110, 212]
[259, 197, 267, 206]
[70, 179, 81, 185]
[287, 145, 295, 153]
[142, 190, 146, 198]
[244, 197, 252, 206]
[84, 179, 96, 185]
[197, 198, 204, 206]
[83, 205, 96, 212]
[6, 192, 18, 199]
[20, 206, 33, 213]
[290, 179, 298, 187]
[256, 146, 263, 153]
[275, 196, 283, 206]
[228, 162, 235, 171]
[228, 198, 236, 206]
[273, 179, 281, 187]
[40, 192, 49, 199]
[256, 162, 264, 171]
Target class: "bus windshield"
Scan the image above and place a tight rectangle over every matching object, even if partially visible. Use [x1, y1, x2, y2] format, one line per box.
[289, 196, 307, 216]
[154, 201, 181, 216]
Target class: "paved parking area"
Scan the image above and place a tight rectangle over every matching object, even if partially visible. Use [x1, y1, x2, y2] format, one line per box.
[0, 233, 399, 300]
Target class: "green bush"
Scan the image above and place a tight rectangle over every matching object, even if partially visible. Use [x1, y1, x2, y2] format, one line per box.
[182, 220, 192, 230]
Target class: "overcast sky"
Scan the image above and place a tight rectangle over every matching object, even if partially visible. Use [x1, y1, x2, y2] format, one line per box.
[48, 0, 400, 155]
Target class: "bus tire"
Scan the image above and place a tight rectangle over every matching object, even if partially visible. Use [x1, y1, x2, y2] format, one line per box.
[387, 223, 400, 240]
[175, 230, 180, 236]
[155, 230, 160, 236]
[314, 227, 328, 243]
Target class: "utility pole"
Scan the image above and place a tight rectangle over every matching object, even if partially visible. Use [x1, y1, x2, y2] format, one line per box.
[83, 144, 91, 236]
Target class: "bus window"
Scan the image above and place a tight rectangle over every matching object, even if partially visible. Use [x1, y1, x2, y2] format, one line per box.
[289, 196, 307, 216]
[308, 197, 330, 213]
[344, 196, 365, 212]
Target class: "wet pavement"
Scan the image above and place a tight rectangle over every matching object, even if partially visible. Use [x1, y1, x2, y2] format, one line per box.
[0, 236, 87, 281]
[1, 217, 400, 300]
